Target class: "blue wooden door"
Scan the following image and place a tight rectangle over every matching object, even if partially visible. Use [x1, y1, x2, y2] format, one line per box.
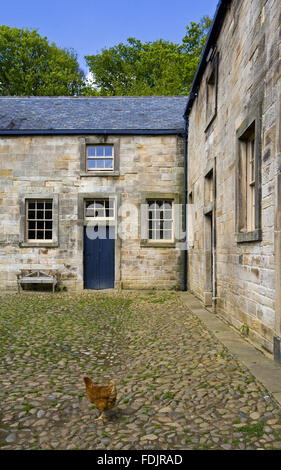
[84, 226, 115, 289]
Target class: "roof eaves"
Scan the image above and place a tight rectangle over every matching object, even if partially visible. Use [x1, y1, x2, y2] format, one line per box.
[0, 128, 185, 136]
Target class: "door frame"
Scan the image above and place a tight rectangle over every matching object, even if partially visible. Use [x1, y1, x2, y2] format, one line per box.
[78, 192, 121, 289]
[203, 158, 217, 307]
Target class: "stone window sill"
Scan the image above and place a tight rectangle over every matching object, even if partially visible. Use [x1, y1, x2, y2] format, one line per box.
[19, 242, 59, 248]
[80, 171, 120, 177]
[140, 240, 176, 248]
[203, 202, 214, 215]
[236, 229, 262, 243]
[205, 111, 217, 133]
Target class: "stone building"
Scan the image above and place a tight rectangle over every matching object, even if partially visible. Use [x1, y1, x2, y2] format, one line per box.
[0, 96, 186, 291]
[185, 0, 281, 354]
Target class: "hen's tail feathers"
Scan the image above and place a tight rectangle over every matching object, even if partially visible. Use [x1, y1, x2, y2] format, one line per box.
[108, 380, 117, 409]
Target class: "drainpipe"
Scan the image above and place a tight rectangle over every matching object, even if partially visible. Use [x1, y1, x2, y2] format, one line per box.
[182, 117, 188, 291]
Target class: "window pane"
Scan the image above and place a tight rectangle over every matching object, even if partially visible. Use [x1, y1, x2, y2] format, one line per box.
[164, 221, 172, 230]
[45, 231, 52, 240]
[37, 210, 44, 219]
[163, 230, 172, 240]
[105, 146, 113, 156]
[37, 202, 44, 210]
[88, 159, 97, 169]
[149, 202, 157, 210]
[37, 221, 44, 230]
[108, 209, 114, 218]
[45, 202, 52, 210]
[97, 159, 105, 169]
[45, 211, 52, 220]
[156, 210, 164, 219]
[87, 146, 96, 157]
[96, 146, 104, 157]
[85, 202, 95, 217]
[28, 221, 36, 230]
[164, 209, 172, 219]
[28, 210, 35, 219]
[164, 201, 172, 210]
[28, 202, 35, 209]
[37, 231, 44, 239]
[86, 208, 95, 217]
[45, 221, 52, 230]
[105, 159, 113, 169]
[28, 230, 36, 239]
[96, 201, 105, 209]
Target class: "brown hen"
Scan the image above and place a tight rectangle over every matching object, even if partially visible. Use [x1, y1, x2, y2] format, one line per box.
[83, 376, 117, 422]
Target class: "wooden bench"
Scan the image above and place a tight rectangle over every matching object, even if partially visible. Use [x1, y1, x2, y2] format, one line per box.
[17, 270, 57, 293]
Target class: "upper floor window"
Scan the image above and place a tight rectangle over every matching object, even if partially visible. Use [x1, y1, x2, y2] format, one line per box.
[205, 52, 219, 130]
[87, 145, 114, 171]
[80, 138, 120, 177]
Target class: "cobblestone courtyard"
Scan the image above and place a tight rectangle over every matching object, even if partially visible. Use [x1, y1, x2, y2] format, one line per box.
[1, 290, 281, 450]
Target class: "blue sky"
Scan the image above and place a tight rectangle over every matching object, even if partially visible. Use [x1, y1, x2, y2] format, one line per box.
[1, 0, 219, 72]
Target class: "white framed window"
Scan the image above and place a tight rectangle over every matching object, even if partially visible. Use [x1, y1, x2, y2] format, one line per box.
[84, 199, 115, 220]
[147, 200, 173, 241]
[19, 194, 59, 247]
[26, 199, 53, 241]
[87, 145, 114, 171]
[236, 103, 262, 243]
[205, 53, 219, 130]
[238, 124, 256, 233]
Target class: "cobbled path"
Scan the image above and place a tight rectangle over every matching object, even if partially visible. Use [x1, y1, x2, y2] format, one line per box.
[1, 290, 281, 450]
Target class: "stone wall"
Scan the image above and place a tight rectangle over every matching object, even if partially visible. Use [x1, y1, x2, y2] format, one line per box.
[187, 0, 281, 352]
[0, 134, 184, 291]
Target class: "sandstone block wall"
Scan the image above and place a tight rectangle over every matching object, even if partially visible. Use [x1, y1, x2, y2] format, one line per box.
[0, 134, 184, 291]
[187, 0, 281, 352]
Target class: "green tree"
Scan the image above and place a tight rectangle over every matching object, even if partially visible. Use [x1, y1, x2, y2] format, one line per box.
[84, 16, 212, 96]
[0, 26, 84, 96]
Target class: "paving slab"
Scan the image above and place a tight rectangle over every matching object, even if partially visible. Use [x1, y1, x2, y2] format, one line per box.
[181, 292, 281, 407]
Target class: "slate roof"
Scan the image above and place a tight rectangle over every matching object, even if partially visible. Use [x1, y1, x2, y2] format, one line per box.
[0, 96, 187, 134]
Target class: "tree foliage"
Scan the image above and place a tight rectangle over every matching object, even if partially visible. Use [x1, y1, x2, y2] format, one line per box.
[0, 17, 212, 97]
[0, 26, 84, 96]
[84, 16, 212, 96]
